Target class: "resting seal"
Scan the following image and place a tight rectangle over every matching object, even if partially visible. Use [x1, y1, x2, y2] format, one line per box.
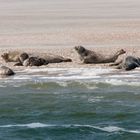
[22, 57, 48, 66]
[1, 52, 72, 65]
[14, 56, 48, 67]
[110, 56, 140, 70]
[0, 66, 15, 76]
[19, 54, 72, 66]
[1, 51, 50, 66]
[1, 52, 29, 63]
[75, 46, 126, 64]
[40, 54, 72, 63]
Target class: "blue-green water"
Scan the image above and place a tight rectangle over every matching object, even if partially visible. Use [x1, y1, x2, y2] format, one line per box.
[0, 67, 140, 140]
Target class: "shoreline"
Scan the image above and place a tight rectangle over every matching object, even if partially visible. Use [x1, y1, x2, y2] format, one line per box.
[0, 46, 140, 70]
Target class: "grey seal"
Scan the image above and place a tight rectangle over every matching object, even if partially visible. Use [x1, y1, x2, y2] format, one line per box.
[0, 66, 15, 76]
[75, 46, 126, 64]
[1, 51, 72, 66]
[1, 52, 28, 63]
[110, 56, 140, 70]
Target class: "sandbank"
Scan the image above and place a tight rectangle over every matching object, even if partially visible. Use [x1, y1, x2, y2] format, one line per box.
[0, 46, 140, 71]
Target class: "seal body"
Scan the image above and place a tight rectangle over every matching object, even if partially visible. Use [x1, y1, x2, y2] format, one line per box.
[0, 66, 15, 76]
[75, 46, 126, 64]
[111, 56, 140, 70]
[41, 54, 72, 63]
[2, 51, 72, 66]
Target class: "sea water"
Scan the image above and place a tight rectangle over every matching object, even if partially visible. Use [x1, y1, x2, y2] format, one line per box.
[0, 67, 140, 140]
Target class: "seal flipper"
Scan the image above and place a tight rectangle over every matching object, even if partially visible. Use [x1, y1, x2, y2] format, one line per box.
[14, 62, 23, 66]
[109, 60, 123, 66]
[125, 63, 138, 71]
[63, 58, 72, 62]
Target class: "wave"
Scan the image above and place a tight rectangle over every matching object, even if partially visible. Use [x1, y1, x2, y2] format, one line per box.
[105, 79, 140, 86]
[0, 67, 140, 87]
[23, 67, 112, 75]
[88, 96, 104, 103]
[20, 67, 112, 80]
[0, 123, 140, 134]
[1, 78, 140, 89]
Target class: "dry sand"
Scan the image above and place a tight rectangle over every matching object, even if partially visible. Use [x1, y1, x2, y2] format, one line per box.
[0, 0, 140, 48]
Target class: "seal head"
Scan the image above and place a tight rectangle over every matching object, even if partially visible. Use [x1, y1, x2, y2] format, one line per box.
[0, 66, 15, 76]
[23, 57, 48, 66]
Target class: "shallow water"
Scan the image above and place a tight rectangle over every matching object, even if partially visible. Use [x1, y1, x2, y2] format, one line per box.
[0, 67, 140, 139]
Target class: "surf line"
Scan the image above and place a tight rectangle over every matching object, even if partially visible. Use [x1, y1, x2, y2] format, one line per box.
[0, 123, 140, 134]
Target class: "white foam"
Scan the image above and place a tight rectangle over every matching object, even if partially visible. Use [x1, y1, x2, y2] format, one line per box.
[40, 76, 99, 80]
[13, 75, 32, 80]
[12, 67, 111, 81]
[98, 126, 140, 134]
[26, 123, 50, 128]
[108, 75, 137, 78]
[56, 81, 68, 87]
[23, 68, 48, 73]
[22, 68, 140, 86]
[0, 67, 140, 87]
[88, 96, 104, 103]
[84, 84, 98, 89]
[22, 67, 113, 76]
[0, 123, 51, 128]
[99, 126, 124, 132]
[105, 79, 140, 86]
[0, 123, 140, 134]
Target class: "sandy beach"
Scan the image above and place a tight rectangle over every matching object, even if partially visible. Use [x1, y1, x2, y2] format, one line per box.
[0, 0, 140, 70]
[0, 46, 140, 71]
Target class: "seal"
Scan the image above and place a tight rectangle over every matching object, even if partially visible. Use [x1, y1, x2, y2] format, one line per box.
[1, 52, 29, 63]
[0, 66, 15, 76]
[1, 51, 49, 67]
[14, 55, 48, 66]
[74, 46, 126, 64]
[22, 57, 48, 66]
[110, 56, 140, 70]
[22, 54, 72, 66]
[1, 52, 72, 65]
[40, 54, 72, 63]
